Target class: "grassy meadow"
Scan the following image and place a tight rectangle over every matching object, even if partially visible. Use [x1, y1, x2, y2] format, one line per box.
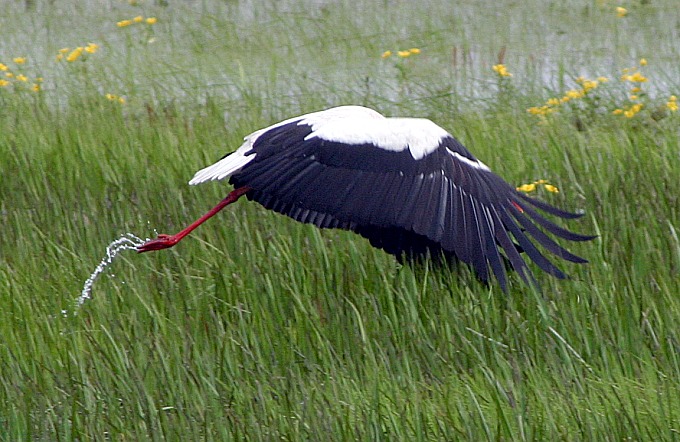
[2, 0, 680, 439]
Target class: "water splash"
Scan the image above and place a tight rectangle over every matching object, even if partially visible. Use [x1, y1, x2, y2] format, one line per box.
[67, 233, 149, 316]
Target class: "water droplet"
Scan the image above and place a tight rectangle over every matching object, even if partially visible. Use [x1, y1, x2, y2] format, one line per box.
[67, 233, 149, 315]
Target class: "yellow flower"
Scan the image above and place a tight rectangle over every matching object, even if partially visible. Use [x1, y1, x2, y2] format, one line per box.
[581, 80, 598, 92]
[85, 43, 99, 54]
[0, 63, 7, 71]
[616, 6, 627, 17]
[117, 19, 132, 27]
[544, 184, 559, 193]
[516, 183, 537, 192]
[5, 72, 14, 78]
[66, 47, 84, 62]
[13, 57, 26, 64]
[565, 89, 584, 99]
[630, 87, 641, 93]
[0, 79, 9, 87]
[31, 83, 40, 92]
[56, 54, 63, 61]
[623, 103, 644, 118]
[622, 72, 648, 83]
[381, 50, 392, 59]
[630, 72, 647, 82]
[105, 93, 126, 104]
[667, 96, 678, 112]
[145, 17, 157, 24]
[408, 48, 421, 55]
[59, 47, 70, 54]
[597, 76, 609, 83]
[492, 64, 512, 77]
[397, 50, 411, 58]
[629, 95, 638, 100]
[133, 15, 144, 23]
[16, 74, 28, 82]
[612, 109, 623, 115]
[639, 58, 647, 66]
[546, 98, 560, 106]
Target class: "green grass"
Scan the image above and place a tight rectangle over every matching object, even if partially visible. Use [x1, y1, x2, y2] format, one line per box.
[2, 0, 680, 439]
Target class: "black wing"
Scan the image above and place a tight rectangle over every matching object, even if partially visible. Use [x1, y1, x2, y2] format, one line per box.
[230, 121, 593, 291]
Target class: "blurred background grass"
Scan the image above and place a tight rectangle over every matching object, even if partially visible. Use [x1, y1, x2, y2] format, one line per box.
[1, 0, 680, 439]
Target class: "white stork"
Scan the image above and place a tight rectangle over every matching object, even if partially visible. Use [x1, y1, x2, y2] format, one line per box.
[138, 105, 593, 290]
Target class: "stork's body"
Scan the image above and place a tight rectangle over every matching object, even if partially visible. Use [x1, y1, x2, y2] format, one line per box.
[138, 106, 593, 290]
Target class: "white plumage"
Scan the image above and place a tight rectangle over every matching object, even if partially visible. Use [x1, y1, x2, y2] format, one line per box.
[140, 105, 593, 291]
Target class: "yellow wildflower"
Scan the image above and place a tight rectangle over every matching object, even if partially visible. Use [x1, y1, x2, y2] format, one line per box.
[629, 95, 638, 100]
[616, 6, 627, 17]
[0, 79, 9, 87]
[622, 72, 648, 83]
[5, 72, 14, 78]
[492, 64, 512, 77]
[516, 183, 536, 192]
[15, 74, 28, 82]
[565, 89, 584, 99]
[612, 109, 623, 115]
[31, 83, 40, 92]
[581, 80, 598, 92]
[0, 63, 7, 71]
[629, 72, 647, 82]
[667, 95, 678, 112]
[105, 93, 126, 104]
[85, 43, 99, 54]
[397, 50, 411, 58]
[630, 87, 641, 93]
[133, 15, 144, 23]
[535, 179, 548, 184]
[381, 50, 392, 59]
[146, 17, 157, 24]
[544, 184, 559, 193]
[66, 47, 84, 62]
[59, 48, 70, 54]
[597, 76, 609, 83]
[546, 98, 560, 106]
[623, 103, 643, 118]
[639, 58, 647, 66]
[408, 48, 421, 55]
[13, 57, 26, 64]
[117, 19, 133, 27]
